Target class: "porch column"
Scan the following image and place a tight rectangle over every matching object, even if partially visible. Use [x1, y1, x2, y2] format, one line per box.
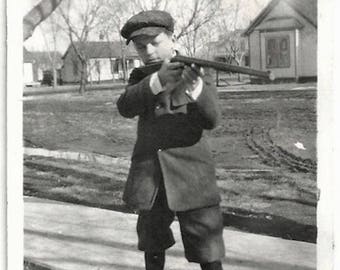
[294, 29, 300, 82]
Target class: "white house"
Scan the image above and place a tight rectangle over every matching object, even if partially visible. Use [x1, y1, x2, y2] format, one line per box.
[23, 48, 34, 85]
[61, 41, 140, 84]
[242, 0, 317, 82]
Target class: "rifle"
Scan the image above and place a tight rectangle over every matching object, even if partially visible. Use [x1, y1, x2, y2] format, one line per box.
[141, 55, 275, 81]
[138, 55, 275, 116]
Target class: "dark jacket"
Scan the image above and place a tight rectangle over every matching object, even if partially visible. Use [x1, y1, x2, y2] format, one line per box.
[116, 65, 221, 211]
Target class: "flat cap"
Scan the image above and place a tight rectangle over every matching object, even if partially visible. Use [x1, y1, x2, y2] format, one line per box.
[121, 10, 174, 44]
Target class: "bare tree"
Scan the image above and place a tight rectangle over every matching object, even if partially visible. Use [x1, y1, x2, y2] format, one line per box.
[221, 30, 247, 65]
[178, 0, 271, 58]
[174, 0, 221, 57]
[105, 0, 221, 57]
[232, 0, 241, 29]
[58, 0, 104, 94]
[175, 0, 220, 39]
[39, 13, 65, 88]
[218, 0, 245, 66]
[99, 0, 135, 82]
[97, 0, 222, 62]
[23, 0, 63, 41]
[192, 20, 218, 60]
[131, 0, 170, 11]
[215, 27, 247, 82]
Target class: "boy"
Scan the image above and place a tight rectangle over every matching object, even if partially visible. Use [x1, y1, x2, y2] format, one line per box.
[117, 10, 225, 270]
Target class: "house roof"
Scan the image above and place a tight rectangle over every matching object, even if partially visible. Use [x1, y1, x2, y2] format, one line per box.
[24, 47, 63, 68]
[255, 17, 304, 31]
[30, 51, 63, 68]
[62, 41, 138, 60]
[242, 0, 317, 36]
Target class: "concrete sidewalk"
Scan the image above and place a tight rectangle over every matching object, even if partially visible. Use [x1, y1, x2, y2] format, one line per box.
[24, 196, 316, 270]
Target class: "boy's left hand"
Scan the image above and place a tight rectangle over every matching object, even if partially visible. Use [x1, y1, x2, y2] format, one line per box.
[181, 64, 204, 91]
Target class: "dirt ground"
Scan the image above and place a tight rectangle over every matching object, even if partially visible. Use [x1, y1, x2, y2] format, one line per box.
[23, 84, 317, 242]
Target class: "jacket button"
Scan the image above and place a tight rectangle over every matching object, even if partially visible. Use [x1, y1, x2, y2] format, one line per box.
[158, 149, 162, 152]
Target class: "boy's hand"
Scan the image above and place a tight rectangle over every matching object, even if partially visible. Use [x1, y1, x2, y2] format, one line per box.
[157, 58, 185, 86]
[181, 64, 204, 91]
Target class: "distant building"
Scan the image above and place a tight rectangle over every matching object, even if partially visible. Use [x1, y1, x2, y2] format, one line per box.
[242, 0, 317, 82]
[23, 48, 34, 85]
[61, 41, 140, 84]
[23, 47, 63, 86]
[31, 51, 63, 81]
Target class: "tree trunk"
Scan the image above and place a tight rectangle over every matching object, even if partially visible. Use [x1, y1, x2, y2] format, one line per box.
[79, 61, 87, 95]
[53, 68, 57, 89]
[235, 60, 241, 82]
[52, 51, 57, 89]
[122, 56, 127, 82]
[111, 59, 116, 83]
[79, 74, 86, 95]
[216, 70, 219, 87]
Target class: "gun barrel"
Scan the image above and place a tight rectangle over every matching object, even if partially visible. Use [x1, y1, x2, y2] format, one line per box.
[172, 55, 275, 81]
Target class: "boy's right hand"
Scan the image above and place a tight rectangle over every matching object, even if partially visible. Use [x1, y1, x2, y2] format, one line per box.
[157, 58, 185, 87]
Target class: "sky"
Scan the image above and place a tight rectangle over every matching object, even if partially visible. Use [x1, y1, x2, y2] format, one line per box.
[23, 0, 271, 53]
[23, 0, 43, 15]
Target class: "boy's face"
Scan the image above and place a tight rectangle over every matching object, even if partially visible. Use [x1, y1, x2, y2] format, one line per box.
[132, 32, 175, 65]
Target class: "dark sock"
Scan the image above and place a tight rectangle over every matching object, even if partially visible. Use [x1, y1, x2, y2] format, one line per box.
[200, 261, 223, 270]
[145, 251, 165, 270]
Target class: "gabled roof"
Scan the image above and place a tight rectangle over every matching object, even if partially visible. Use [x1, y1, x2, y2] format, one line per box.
[243, 0, 317, 36]
[24, 47, 63, 68]
[62, 41, 138, 60]
[255, 17, 304, 31]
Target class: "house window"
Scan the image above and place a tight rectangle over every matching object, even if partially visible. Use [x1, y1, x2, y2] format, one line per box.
[110, 59, 119, 74]
[265, 36, 290, 68]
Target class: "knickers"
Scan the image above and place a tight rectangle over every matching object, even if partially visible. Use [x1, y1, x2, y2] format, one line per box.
[137, 178, 225, 263]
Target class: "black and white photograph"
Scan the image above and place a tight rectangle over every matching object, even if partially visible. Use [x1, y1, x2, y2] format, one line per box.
[4, 0, 340, 269]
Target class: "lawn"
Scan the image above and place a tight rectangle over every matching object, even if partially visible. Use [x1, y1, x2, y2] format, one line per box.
[23, 86, 317, 242]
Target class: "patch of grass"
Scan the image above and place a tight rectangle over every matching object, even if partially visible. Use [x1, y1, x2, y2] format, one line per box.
[24, 91, 136, 157]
